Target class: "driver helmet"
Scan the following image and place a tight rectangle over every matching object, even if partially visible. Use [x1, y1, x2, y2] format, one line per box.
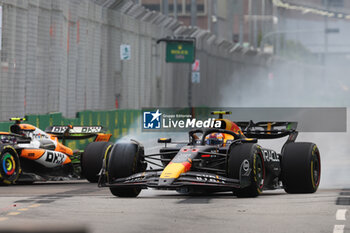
[205, 133, 224, 145]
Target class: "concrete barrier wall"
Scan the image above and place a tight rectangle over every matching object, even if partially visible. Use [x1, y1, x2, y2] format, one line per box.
[0, 0, 328, 122]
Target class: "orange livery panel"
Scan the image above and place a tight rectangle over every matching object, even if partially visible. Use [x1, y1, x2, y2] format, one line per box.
[55, 143, 73, 156]
[20, 149, 46, 160]
[95, 133, 112, 142]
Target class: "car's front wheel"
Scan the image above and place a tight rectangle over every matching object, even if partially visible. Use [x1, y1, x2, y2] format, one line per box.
[81, 141, 113, 183]
[227, 143, 265, 197]
[107, 142, 146, 197]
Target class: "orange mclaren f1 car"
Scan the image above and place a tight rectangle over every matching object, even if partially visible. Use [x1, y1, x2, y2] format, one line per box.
[0, 118, 113, 185]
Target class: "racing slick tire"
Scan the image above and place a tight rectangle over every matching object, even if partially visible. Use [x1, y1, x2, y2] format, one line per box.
[0, 145, 21, 185]
[107, 142, 146, 197]
[281, 142, 321, 194]
[81, 141, 113, 183]
[228, 143, 265, 198]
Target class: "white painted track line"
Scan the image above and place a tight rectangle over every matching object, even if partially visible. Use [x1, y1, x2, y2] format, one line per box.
[333, 225, 345, 233]
[336, 209, 347, 221]
[7, 212, 20, 216]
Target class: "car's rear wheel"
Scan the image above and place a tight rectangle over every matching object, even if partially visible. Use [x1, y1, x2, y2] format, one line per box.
[281, 142, 321, 193]
[81, 141, 113, 183]
[228, 143, 265, 197]
[0, 145, 21, 185]
[107, 142, 146, 197]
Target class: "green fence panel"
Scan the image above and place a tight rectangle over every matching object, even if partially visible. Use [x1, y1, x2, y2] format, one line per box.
[99, 111, 107, 128]
[0, 122, 11, 132]
[38, 115, 50, 130]
[49, 112, 63, 126]
[105, 110, 116, 141]
[24, 114, 36, 127]
[114, 110, 121, 140]
[79, 111, 91, 126]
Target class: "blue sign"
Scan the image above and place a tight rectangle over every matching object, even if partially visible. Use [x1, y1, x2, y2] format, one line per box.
[192, 72, 200, 83]
[143, 109, 162, 129]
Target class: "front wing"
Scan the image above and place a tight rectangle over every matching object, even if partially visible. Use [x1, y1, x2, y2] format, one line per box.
[98, 170, 251, 191]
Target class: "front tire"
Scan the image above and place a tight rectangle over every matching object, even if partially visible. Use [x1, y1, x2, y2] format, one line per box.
[81, 141, 113, 183]
[227, 143, 265, 197]
[281, 142, 321, 193]
[107, 142, 146, 197]
[0, 145, 21, 185]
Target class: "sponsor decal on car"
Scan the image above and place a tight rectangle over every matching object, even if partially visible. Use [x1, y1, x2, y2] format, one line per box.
[262, 149, 280, 162]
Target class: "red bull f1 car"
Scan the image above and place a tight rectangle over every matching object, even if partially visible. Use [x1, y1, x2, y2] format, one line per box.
[96, 111, 321, 197]
[0, 118, 113, 184]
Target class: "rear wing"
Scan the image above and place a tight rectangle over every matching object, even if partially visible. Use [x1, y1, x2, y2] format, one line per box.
[45, 126, 110, 141]
[235, 121, 298, 139]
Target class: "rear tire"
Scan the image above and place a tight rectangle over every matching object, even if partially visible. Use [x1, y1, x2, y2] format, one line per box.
[81, 141, 113, 183]
[228, 143, 265, 198]
[281, 142, 321, 194]
[108, 142, 146, 197]
[0, 145, 21, 185]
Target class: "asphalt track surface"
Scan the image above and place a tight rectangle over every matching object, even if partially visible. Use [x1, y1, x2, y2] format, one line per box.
[0, 181, 348, 233]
